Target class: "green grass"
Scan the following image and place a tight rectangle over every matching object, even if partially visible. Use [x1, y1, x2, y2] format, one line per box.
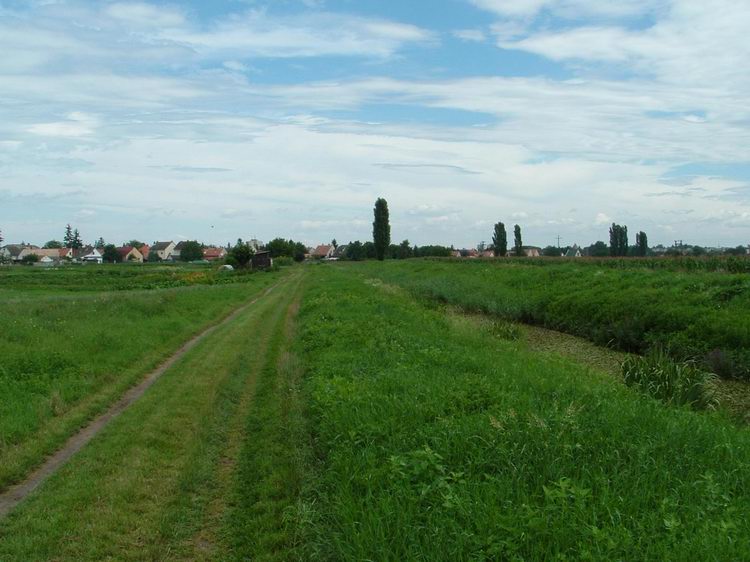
[294, 265, 750, 560]
[348, 259, 750, 379]
[0, 272, 306, 561]
[0, 265, 284, 490]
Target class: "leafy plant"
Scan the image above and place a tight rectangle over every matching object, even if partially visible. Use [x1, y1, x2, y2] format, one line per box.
[621, 349, 719, 410]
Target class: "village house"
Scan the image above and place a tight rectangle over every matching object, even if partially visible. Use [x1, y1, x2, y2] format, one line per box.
[331, 245, 348, 260]
[75, 246, 103, 264]
[117, 246, 144, 263]
[151, 241, 175, 261]
[203, 247, 227, 261]
[251, 250, 273, 269]
[138, 244, 151, 261]
[312, 244, 334, 259]
[171, 241, 188, 261]
[1, 244, 38, 261]
[565, 245, 582, 258]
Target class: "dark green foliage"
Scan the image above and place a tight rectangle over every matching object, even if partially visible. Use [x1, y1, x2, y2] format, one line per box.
[513, 224, 522, 256]
[95, 237, 105, 249]
[609, 223, 628, 256]
[635, 231, 648, 257]
[363, 241, 376, 259]
[179, 241, 203, 262]
[21, 254, 39, 265]
[264, 238, 306, 261]
[373, 197, 390, 261]
[102, 244, 121, 263]
[622, 350, 718, 410]
[126, 240, 144, 249]
[229, 239, 253, 268]
[542, 245, 562, 257]
[63, 224, 73, 248]
[42, 240, 63, 249]
[413, 245, 452, 258]
[492, 222, 507, 256]
[345, 241, 365, 261]
[587, 241, 609, 257]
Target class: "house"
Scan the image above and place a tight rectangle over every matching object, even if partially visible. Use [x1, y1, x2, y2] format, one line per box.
[21, 248, 69, 262]
[117, 246, 144, 263]
[3, 244, 39, 261]
[35, 255, 56, 267]
[248, 239, 263, 252]
[331, 245, 348, 260]
[312, 244, 334, 259]
[521, 246, 542, 257]
[251, 250, 272, 269]
[171, 241, 188, 261]
[451, 250, 462, 258]
[203, 247, 227, 261]
[565, 245, 582, 258]
[76, 246, 103, 264]
[139, 244, 151, 261]
[151, 241, 175, 261]
[481, 250, 495, 258]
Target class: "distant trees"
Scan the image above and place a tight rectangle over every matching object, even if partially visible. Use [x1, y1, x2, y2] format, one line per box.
[331, 238, 338, 249]
[126, 240, 144, 249]
[345, 241, 365, 261]
[492, 222, 507, 257]
[227, 238, 253, 268]
[21, 253, 39, 265]
[587, 241, 609, 257]
[635, 231, 648, 257]
[265, 238, 307, 261]
[102, 244, 120, 263]
[95, 237, 106, 249]
[373, 198, 390, 261]
[513, 225, 523, 257]
[542, 245, 562, 257]
[43, 240, 63, 249]
[63, 224, 83, 249]
[609, 223, 629, 256]
[179, 241, 203, 262]
[413, 245, 452, 258]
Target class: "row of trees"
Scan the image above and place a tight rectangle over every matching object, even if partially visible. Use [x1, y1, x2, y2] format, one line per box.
[491, 223, 524, 257]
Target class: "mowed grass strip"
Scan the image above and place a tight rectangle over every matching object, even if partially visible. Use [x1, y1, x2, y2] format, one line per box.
[0, 269, 282, 491]
[295, 266, 750, 560]
[0, 273, 300, 561]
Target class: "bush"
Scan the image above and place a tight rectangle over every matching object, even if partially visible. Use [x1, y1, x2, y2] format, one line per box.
[621, 350, 718, 410]
[274, 256, 294, 267]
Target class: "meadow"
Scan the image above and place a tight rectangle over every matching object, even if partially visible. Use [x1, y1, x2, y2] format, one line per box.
[0, 264, 282, 490]
[2, 262, 750, 560]
[294, 265, 750, 560]
[351, 258, 750, 380]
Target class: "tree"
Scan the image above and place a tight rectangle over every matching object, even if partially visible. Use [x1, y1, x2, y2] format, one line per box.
[331, 238, 338, 249]
[21, 253, 39, 265]
[102, 244, 120, 263]
[71, 229, 83, 249]
[514, 224, 523, 257]
[345, 240, 365, 261]
[43, 240, 63, 249]
[266, 238, 292, 258]
[363, 241, 376, 259]
[542, 245, 562, 257]
[609, 223, 629, 256]
[372, 198, 390, 261]
[635, 231, 648, 257]
[229, 239, 252, 268]
[126, 240, 144, 249]
[587, 241, 609, 257]
[397, 239, 413, 259]
[179, 241, 203, 262]
[293, 242, 307, 262]
[492, 222, 507, 257]
[63, 224, 74, 248]
[95, 237, 106, 249]
[0, 229, 3, 245]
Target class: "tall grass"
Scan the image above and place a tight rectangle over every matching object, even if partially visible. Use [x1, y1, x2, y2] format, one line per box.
[295, 266, 750, 560]
[622, 350, 719, 410]
[352, 259, 750, 379]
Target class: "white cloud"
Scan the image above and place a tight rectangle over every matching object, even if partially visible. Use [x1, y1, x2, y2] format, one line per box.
[105, 2, 186, 27]
[452, 29, 486, 42]
[27, 112, 99, 137]
[595, 212, 612, 225]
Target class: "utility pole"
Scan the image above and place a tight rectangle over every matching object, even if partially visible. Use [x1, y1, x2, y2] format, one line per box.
[556, 235, 563, 248]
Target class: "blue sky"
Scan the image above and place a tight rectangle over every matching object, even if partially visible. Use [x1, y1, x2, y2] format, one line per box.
[1, 0, 749, 248]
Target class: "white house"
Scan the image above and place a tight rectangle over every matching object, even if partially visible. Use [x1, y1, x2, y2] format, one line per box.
[151, 241, 175, 261]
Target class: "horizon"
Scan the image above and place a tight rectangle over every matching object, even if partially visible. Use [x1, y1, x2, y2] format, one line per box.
[2, 0, 750, 248]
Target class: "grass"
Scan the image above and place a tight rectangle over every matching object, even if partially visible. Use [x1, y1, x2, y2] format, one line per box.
[0, 271, 306, 561]
[349, 258, 750, 379]
[0, 265, 284, 491]
[294, 265, 750, 560]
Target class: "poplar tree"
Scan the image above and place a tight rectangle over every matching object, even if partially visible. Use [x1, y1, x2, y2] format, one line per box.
[636, 231, 648, 257]
[492, 222, 507, 256]
[372, 198, 390, 261]
[63, 224, 73, 248]
[514, 224, 523, 257]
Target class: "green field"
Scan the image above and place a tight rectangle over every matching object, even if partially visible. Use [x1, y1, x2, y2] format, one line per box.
[350, 258, 750, 379]
[2, 262, 750, 560]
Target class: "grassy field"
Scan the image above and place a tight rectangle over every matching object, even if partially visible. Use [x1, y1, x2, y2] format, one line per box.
[294, 265, 750, 560]
[0, 264, 284, 491]
[2, 263, 750, 560]
[349, 258, 750, 379]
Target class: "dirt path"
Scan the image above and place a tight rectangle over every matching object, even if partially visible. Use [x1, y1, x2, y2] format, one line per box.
[0, 278, 287, 519]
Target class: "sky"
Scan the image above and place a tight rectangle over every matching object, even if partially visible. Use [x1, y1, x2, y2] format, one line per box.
[1, 0, 749, 249]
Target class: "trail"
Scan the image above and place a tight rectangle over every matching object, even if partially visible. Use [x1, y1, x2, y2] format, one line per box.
[0, 277, 287, 519]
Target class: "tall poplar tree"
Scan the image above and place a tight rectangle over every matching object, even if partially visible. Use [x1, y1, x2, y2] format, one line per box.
[373, 198, 390, 261]
[492, 222, 507, 256]
[636, 231, 648, 257]
[63, 224, 74, 248]
[514, 224, 523, 257]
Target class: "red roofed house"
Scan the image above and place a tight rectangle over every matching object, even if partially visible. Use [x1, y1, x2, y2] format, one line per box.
[203, 247, 227, 261]
[117, 246, 144, 263]
[312, 245, 334, 259]
[139, 244, 151, 261]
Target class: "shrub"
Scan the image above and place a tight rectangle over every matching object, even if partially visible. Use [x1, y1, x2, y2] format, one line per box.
[621, 350, 718, 410]
[274, 256, 294, 267]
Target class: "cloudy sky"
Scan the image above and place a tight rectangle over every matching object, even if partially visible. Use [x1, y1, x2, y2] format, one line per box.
[2, 0, 749, 248]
